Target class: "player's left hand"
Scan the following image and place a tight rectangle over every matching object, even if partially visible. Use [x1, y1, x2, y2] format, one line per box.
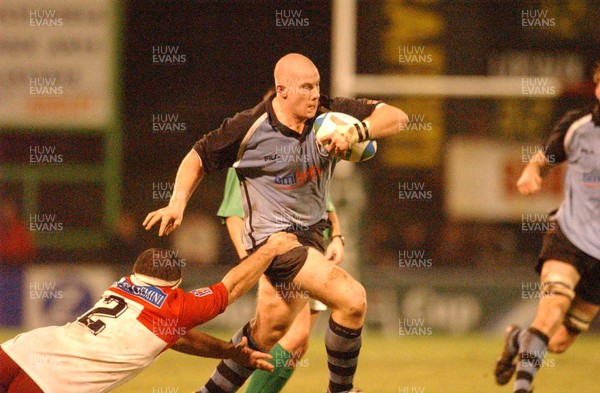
[229, 337, 274, 372]
[325, 236, 344, 264]
[320, 129, 353, 157]
[317, 116, 359, 157]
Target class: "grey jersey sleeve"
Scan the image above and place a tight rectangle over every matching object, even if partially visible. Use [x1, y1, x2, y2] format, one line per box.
[193, 102, 266, 174]
[544, 108, 590, 164]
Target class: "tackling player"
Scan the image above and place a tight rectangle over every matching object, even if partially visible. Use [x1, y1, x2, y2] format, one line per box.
[0, 233, 300, 393]
[218, 167, 344, 392]
[144, 53, 408, 393]
[495, 63, 600, 393]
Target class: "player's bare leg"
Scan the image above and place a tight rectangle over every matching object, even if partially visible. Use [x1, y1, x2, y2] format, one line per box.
[277, 304, 312, 365]
[547, 324, 576, 354]
[496, 260, 580, 388]
[198, 248, 365, 393]
[293, 248, 367, 393]
[295, 249, 367, 328]
[198, 276, 308, 393]
[251, 275, 310, 349]
[244, 303, 313, 393]
[548, 297, 598, 353]
[530, 261, 579, 334]
[510, 260, 579, 393]
[498, 295, 597, 390]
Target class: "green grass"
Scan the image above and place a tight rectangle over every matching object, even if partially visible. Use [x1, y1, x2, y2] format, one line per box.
[2, 329, 599, 392]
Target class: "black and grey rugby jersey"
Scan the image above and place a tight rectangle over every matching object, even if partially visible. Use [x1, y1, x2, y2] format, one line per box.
[544, 103, 600, 259]
[193, 94, 379, 249]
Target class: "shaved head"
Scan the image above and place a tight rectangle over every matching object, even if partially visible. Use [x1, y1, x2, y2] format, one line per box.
[274, 53, 319, 90]
[272, 53, 321, 125]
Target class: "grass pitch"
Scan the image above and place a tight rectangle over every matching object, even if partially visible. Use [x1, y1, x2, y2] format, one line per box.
[1, 329, 599, 392]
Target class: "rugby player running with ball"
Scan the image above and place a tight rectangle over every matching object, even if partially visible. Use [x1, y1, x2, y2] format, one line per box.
[144, 53, 408, 393]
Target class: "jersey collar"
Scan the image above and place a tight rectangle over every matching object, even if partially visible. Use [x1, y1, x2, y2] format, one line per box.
[266, 94, 315, 141]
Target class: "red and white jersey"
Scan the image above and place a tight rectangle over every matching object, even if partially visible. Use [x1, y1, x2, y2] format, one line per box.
[1, 275, 228, 393]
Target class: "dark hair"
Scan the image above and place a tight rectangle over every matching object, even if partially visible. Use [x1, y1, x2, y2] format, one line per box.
[132, 248, 182, 282]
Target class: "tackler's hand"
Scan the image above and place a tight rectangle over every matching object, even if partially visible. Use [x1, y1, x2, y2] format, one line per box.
[228, 337, 274, 372]
[143, 205, 184, 237]
[264, 232, 302, 256]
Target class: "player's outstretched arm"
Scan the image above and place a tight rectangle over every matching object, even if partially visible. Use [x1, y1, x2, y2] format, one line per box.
[225, 216, 248, 259]
[517, 150, 551, 195]
[172, 330, 274, 371]
[321, 104, 408, 154]
[364, 103, 409, 139]
[221, 232, 301, 304]
[143, 150, 205, 236]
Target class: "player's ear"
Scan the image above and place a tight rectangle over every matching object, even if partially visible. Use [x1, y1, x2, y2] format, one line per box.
[276, 85, 287, 99]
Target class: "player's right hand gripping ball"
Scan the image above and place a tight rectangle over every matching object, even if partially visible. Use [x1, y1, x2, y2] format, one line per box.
[313, 112, 377, 162]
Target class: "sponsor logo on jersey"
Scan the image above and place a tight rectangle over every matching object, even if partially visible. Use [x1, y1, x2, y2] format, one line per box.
[264, 153, 280, 161]
[274, 165, 321, 190]
[191, 287, 213, 297]
[116, 279, 167, 308]
[579, 143, 600, 187]
[583, 172, 600, 188]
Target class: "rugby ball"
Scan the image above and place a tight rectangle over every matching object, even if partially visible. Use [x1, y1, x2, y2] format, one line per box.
[313, 112, 377, 162]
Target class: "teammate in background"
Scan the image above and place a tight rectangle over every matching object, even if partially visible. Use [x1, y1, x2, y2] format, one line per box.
[144, 53, 407, 393]
[495, 63, 600, 393]
[218, 167, 344, 392]
[0, 233, 300, 393]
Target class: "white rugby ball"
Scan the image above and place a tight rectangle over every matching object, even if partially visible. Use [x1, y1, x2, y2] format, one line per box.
[313, 112, 377, 162]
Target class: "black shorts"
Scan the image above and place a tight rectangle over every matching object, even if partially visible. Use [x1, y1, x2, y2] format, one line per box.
[537, 222, 600, 305]
[248, 220, 328, 284]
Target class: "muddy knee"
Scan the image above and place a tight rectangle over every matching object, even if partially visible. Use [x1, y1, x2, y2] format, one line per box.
[344, 282, 367, 320]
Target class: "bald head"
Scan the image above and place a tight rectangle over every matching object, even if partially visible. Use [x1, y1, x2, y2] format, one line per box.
[274, 53, 319, 90]
[272, 53, 320, 121]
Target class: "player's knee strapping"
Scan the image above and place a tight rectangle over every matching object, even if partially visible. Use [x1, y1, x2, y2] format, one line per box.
[563, 304, 595, 334]
[540, 274, 575, 301]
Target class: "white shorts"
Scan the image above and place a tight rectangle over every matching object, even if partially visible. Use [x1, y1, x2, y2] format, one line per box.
[309, 298, 327, 312]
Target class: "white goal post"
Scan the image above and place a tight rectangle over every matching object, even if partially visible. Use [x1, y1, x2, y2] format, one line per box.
[330, 0, 564, 98]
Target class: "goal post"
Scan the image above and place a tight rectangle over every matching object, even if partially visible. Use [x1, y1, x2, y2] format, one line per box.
[331, 0, 566, 98]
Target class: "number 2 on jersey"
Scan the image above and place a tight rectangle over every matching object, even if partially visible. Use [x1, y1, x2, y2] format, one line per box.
[77, 295, 128, 335]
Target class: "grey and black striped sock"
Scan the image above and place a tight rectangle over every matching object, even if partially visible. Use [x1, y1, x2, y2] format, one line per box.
[325, 316, 362, 393]
[514, 327, 549, 393]
[198, 322, 260, 393]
